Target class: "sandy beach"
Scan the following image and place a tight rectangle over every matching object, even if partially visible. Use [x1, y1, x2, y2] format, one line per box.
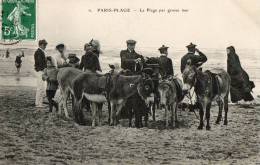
[0, 49, 259, 164]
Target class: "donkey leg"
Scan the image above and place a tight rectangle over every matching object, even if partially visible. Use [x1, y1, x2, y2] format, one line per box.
[110, 103, 115, 126]
[98, 103, 102, 126]
[165, 106, 169, 128]
[152, 101, 156, 121]
[216, 99, 223, 124]
[174, 102, 178, 127]
[77, 100, 86, 125]
[206, 103, 212, 130]
[115, 103, 124, 126]
[224, 96, 229, 125]
[58, 89, 64, 115]
[128, 108, 133, 127]
[170, 105, 174, 127]
[62, 91, 70, 118]
[91, 103, 96, 127]
[198, 103, 204, 130]
[107, 102, 111, 124]
[73, 100, 81, 124]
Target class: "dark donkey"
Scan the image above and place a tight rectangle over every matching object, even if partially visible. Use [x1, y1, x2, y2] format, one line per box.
[182, 62, 230, 130]
[109, 73, 154, 127]
[72, 71, 154, 126]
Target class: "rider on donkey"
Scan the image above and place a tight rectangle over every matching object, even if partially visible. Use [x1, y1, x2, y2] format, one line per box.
[181, 43, 207, 73]
[181, 43, 208, 111]
[158, 45, 174, 79]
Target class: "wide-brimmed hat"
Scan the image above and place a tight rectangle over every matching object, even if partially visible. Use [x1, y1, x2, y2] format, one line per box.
[38, 39, 48, 45]
[126, 39, 136, 45]
[158, 45, 169, 52]
[56, 43, 65, 49]
[186, 42, 197, 49]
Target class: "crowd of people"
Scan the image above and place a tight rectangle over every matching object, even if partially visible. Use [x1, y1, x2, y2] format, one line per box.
[33, 39, 255, 115]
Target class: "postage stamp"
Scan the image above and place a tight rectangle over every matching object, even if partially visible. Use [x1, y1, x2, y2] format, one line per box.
[1, 0, 36, 40]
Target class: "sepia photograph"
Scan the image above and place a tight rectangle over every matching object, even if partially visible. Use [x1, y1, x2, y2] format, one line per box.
[0, 0, 259, 164]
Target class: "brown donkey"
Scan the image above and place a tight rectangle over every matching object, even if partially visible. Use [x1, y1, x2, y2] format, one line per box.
[182, 63, 230, 130]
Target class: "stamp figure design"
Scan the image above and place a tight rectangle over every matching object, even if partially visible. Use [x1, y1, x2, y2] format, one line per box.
[2, 0, 36, 40]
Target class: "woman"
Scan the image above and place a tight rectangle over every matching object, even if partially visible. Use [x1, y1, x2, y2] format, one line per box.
[79, 40, 101, 72]
[79, 40, 102, 112]
[227, 46, 255, 103]
[53, 43, 69, 68]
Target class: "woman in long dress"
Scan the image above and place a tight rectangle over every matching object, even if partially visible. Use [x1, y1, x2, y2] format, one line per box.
[227, 46, 255, 103]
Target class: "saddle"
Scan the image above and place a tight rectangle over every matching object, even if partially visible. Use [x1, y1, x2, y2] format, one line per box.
[165, 76, 183, 102]
[173, 78, 184, 102]
[205, 70, 224, 97]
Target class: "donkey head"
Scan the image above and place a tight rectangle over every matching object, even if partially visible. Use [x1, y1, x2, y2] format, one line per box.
[137, 73, 154, 104]
[158, 79, 173, 108]
[182, 59, 197, 94]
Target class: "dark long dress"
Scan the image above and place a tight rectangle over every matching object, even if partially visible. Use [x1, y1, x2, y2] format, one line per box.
[227, 46, 254, 102]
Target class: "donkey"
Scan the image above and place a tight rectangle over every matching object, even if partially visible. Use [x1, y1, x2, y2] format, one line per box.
[57, 67, 84, 118]
[72, 71, 154, 126]
[182, 62, 230, 130]
[72, 72, 112, 126]
[158, 77, 183, 128]
[109, 74, 154, 126]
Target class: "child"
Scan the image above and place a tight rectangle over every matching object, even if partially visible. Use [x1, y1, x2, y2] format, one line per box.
[67, 53, 80, 68]
[42, 56, 59, 112]
[15, 51, 24, 73]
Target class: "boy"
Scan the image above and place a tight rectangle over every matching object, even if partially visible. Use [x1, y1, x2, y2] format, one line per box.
[42, 56, 59, 112]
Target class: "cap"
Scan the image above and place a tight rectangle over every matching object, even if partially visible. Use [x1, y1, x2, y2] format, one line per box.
[126, 39, 136, 45]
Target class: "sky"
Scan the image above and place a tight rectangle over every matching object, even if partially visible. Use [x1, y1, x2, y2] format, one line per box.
[4, 0, 260, 49]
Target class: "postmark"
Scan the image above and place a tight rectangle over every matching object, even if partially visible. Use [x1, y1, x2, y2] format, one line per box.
[1, 0, 36, 40]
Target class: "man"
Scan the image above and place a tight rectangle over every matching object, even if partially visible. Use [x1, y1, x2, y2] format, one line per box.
[34, 39, 48, 108]
[120, 39, 147, 128]
[120, 39, 144, 73]
[53, 43, 69, 68]
[180, 43, 207, 73]
[158, 45, 174, 79]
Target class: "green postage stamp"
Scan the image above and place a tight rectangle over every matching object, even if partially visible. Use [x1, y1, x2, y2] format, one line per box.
[2, 0, 36, 40]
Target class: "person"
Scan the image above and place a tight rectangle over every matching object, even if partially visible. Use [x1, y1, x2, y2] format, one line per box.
[120, 40, 145, 73]
[34, 39, 48, 108]
[180, 43, 207, 73]
[79, 40, 102, 112]
[53, 43, 69, 68]
[79, 40, 102, 73]
[15, 51, 24, 73]
[67, 53, 80, 68]
[6, 49, 10, 58]
[120, 39, 147, 128]
[42, 56, 59, 112]
[227, 46, 255, 103]
[158, 45, 174, 79]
